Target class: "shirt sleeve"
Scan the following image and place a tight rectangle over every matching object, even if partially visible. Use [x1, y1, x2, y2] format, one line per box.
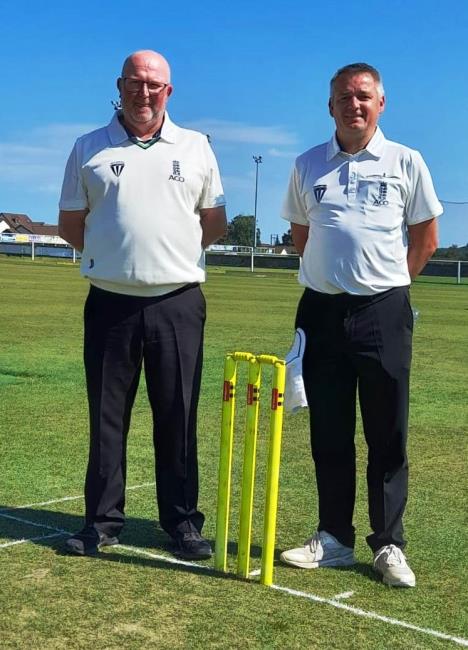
[198, 137, 226, 209]
[404, 151, 443, 225]
[59, 140, 89, 211]
[281, 165, 309, 225]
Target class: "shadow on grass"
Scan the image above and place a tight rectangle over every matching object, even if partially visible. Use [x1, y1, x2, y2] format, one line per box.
[0, 505, 378, 583]
[0, 505, 263, 576]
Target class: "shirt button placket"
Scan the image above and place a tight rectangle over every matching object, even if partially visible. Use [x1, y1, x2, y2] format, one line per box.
[348, 159, 357, 204]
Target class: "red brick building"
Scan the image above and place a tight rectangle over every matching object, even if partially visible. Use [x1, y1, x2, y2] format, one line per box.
[0, 213, 58, 237]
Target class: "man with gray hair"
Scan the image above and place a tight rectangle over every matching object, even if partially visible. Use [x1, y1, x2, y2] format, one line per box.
[59, 50, 226, 560]
[280, 63, 441, 586]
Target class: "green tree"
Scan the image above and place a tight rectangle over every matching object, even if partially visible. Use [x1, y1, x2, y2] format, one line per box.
[433, 244, 468, 261]
[282, 229, 293, 245]
[223, 214, 261, 247]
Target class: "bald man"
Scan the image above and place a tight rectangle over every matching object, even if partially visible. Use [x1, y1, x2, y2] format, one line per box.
[59, 50, 227, 559]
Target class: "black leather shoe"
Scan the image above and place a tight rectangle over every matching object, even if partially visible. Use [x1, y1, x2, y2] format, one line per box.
[66, 525, 119, 556]
[174, 531, 212, 560]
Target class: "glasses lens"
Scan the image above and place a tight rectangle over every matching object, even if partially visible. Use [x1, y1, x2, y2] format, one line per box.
[147, 83, 165, 94]
[124, 79, 165, 94]
[125, 79, 140, 92]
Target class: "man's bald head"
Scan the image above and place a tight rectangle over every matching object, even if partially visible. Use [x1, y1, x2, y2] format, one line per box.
[117, 49, 173, 138]
[121, 50, 171, 83]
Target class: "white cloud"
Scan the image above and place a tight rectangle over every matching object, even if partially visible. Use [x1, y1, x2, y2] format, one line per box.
[0, 123, 98, 185]
[268, 147, 299, 159]
[183, 119, 298, 146]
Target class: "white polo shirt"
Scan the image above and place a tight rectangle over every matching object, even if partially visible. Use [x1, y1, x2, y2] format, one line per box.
[60, 112, 225, 296]
[282, 127, 443, 295]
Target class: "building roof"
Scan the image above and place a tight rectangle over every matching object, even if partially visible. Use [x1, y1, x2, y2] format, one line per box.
[0, 212, 58, 236]
[31, 224, 59, 236]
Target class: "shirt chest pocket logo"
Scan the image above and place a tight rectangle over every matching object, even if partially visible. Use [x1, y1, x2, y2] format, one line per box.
[168, 160, 185, 182]
[360, 175, 404, 208]
[373, 181, 388, 206]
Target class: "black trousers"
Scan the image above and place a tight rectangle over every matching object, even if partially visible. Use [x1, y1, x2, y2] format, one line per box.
[83, 284, 206, 539]
[296, 285, 413, 552]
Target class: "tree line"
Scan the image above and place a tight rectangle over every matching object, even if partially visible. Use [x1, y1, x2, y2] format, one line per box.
[218, 214, 292, 248]
[219, 215, 467, 260]
[434, 244, 468, 261]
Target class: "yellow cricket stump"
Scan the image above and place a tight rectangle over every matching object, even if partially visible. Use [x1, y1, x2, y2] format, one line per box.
[237, 357, 261, 578]
[214, 353, 238, 573]
[260, 358, 286, 586]
[214, 352, 286, 586]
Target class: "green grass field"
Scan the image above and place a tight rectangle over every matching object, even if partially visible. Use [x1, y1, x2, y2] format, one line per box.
[0, 256, 467, 649]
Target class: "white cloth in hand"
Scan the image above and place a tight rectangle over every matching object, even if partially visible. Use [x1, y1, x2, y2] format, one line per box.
[285, 328, 308, 414]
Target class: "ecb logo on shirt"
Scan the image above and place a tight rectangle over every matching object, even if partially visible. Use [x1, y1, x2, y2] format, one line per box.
[373, 181, 389, 206]
[314, 185, 327, 203]
[169, 160, 185, 182]
[110, 161, 125, 177]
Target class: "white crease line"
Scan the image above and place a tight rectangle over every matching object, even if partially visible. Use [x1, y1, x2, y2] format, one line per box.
[118, 544, 212, 571]
[0, 532, 65, 549]
[1, 524, 467, 648]
[332, 591, 355, 600]
[0, 482, 156, 512]
[96, 546, 468, 647]
[0, 511, 69, 534]
[0, 495, 83, 511]
[93, 547, 468, 647]
[270, 584, 468, 647]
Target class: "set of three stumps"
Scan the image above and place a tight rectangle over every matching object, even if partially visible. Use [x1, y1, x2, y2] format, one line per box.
[215, 351, 286, 586]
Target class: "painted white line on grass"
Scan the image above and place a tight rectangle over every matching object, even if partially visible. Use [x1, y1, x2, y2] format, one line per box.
[0, 482, 156, 512]
[0, 511, 68, 534]
[0, 532, 65, 549]
[332, 591, 355, 600]
[118, 544, 212, 571]
[1, 519, 466, 648]
[104, 546, 468, 647]
[0, 495, 82, 511]
[270, 584, 468, 647]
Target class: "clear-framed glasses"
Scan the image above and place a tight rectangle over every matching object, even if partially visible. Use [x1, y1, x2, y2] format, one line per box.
[122, 77, 169, 95]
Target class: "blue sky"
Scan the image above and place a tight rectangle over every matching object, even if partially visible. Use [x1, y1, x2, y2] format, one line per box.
[0, 0, 467, 246]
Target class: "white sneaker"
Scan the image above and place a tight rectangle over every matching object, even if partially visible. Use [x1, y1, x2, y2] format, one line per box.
[373, 544, 416, 587]
[280, 531, 355, 569]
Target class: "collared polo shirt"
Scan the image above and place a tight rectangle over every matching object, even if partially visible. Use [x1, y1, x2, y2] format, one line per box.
[282, 127, 443, 295]
[59, 112, 225, 296]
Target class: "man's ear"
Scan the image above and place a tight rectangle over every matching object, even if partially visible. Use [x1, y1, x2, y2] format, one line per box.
[379, 95, 386, 115]
[116, 78, 122, 95]
[328, 97, 334, 117]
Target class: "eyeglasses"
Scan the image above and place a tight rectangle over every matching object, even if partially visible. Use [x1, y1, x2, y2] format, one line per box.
[122, 77, 169, 95]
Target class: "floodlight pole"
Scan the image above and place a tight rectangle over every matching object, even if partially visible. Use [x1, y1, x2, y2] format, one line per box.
[253, 155, 262, 250]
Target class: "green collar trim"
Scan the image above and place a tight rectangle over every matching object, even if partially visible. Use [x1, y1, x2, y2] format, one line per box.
[118, 115, 161, 149]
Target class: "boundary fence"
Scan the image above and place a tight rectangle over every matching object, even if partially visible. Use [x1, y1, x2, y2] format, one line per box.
[0, 242, 467, 284]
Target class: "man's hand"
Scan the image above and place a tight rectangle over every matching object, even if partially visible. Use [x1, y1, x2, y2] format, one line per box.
[407, 218, 438, 279]
[58, 210, 88, 252]
[291, 223, 310, 256]
[200, 206, 227, 249]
